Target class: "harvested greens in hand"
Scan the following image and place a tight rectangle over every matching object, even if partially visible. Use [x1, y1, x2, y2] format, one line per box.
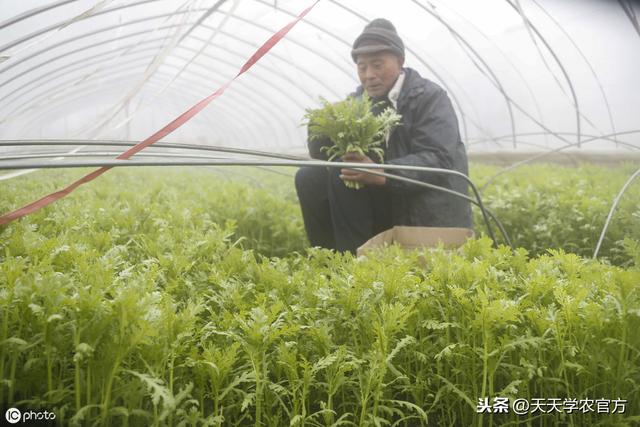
[304, 94, 402, 189]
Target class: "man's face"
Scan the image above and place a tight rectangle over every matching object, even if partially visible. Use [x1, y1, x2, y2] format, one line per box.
[356, 51, 403, 99]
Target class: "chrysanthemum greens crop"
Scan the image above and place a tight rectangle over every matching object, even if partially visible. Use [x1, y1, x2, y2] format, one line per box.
[1, 165, 639, 426]
[304, 94, 402, 189]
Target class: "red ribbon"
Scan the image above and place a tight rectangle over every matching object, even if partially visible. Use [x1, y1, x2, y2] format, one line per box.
[0, 1, 319, 226]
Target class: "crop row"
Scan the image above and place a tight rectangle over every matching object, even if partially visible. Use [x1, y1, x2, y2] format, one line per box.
[1, 165, 639, 426]
[472, 163, 640, 266]
[5, 162, 638, 264]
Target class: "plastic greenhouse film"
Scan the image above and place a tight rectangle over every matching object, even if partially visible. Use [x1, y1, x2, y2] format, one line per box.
[0, 0, 319, 226]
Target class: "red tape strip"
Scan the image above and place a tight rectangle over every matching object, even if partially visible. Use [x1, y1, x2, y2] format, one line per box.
[0, 1, 319, 226]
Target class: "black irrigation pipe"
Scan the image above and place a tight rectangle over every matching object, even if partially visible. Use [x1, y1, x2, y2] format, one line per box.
[0, 151, 297, 183]
[1, 152, 296, 181]
[0, 151, 230, 161]
[0, 155, 510, 250]
[0, 140, 305, 160]
[0, 151, 291, 180]
[331, 168, 512, 251]
[0, 140, 331, 182]
[0, 138, 308, 173]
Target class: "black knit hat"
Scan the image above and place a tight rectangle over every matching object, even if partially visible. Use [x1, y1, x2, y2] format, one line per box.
[351, 18, 405, 63]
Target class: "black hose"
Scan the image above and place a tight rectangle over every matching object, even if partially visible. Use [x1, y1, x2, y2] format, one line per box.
[0, 155, 511, 249]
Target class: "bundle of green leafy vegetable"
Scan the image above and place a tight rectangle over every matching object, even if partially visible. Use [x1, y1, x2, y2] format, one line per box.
[304, 94, 402, 189]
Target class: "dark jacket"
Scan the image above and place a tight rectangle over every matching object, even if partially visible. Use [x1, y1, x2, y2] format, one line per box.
[308, 67, 473, 229]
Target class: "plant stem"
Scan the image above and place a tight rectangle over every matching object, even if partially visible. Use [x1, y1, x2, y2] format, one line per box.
[73, 327, 81, 412]
[101, 355, 122, 425]
[478, 320, 489, 427]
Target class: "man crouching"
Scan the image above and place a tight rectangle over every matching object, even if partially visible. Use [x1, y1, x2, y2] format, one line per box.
[295, 18, 472, 254]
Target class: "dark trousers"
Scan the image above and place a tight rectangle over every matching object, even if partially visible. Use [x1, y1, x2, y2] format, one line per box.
[294, 166, 393, 254]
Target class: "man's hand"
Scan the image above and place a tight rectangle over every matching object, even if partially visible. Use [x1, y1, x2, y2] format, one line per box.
[340, 152, 386, 186]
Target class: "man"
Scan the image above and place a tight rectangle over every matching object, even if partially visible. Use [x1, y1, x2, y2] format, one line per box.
[295, 18, 472, 254]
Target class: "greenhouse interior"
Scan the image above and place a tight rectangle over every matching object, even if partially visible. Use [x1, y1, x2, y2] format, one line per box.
[1, 0, 639, 425]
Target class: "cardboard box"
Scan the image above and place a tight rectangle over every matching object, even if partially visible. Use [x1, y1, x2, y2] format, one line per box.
[356, 226, 474, 257]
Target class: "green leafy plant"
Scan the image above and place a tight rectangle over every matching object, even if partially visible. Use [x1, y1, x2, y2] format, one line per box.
[304, 94, 402, 189]
[1, 164, 639, 426]
[472, 163, 640, 266]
